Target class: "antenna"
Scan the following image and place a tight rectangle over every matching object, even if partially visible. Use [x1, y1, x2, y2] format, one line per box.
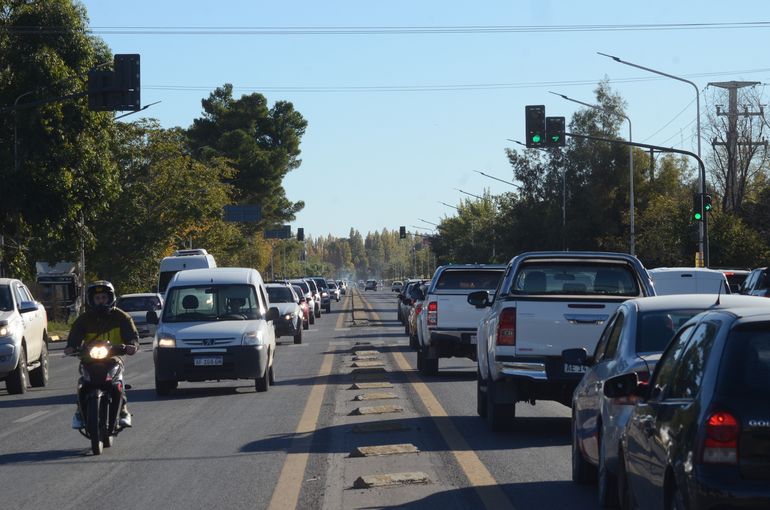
[714, 280, 723, 306]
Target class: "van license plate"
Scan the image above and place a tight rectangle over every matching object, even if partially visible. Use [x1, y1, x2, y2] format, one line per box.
[194, 356, 223, 367]
[564, 363, 588, 374]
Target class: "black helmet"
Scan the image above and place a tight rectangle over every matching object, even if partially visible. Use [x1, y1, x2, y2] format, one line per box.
[86, 280, 116, 312]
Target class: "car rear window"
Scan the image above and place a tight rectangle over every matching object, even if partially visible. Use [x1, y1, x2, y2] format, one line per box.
[511, 262, 639, 296]
[434, 270, 503, 291]
[267, 286, 295, 303]
[719, 324, 770, 397]
[635, 309, 702, 353]
[292, 281, 309, 293]
[117, 296, 162, 312]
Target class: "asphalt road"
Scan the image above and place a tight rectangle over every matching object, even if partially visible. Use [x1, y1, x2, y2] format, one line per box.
[0, 289, 600, 510]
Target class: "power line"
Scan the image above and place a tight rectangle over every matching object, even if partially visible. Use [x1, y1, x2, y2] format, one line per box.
[4, 21, 770, 35]
[141, 67, 770, 94]
[641, 97, 696, 142]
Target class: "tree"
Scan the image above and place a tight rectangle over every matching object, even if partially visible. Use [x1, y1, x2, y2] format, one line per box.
[187, 84, 308, 227]
[0, 0, 116, 278]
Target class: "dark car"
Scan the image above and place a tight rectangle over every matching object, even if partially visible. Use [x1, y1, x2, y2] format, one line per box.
[365, 279, 378, 291]
[740, 267, 769, 297]
[606, 306, 770, 510]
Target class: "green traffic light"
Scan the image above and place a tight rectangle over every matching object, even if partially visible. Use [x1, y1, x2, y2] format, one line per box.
[694, 212, 702, 220]
[532, 134, 541, 143]
[704, 203, 712, 212]
[551, 135, 560, 142]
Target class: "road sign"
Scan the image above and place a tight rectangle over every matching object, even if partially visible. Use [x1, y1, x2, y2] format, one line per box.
[264, 225, 292, 239]
[224, 205, 262, 223]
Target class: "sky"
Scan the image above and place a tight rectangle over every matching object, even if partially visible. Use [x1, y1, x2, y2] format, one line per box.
[80, 0, 770, 239]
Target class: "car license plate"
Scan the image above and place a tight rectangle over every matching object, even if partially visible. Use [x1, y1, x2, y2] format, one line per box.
[194, 356, 223, 367]
[564, 363, 588, 374]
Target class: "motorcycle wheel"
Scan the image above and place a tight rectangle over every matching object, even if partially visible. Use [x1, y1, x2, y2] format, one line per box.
[103, 434, 114, 448]
[88, 396, 103, 455]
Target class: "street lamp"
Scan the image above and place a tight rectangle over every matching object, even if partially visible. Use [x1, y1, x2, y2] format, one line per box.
[418, 218, 439, 227]
[598, 51, 707, 264]
[474, 170, 521, 189]
[550, 90, 636, 256]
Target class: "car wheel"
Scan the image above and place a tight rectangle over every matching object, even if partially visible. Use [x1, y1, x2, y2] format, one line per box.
[309, 313, 315, 325]
[29, 340, 49, 387]
[409, 334, 418, 350]
[617, 448, 633, 510]
[268, 362, 276, 385]
[476, 370, 488, 418]
[486, 378, 513, 431]
[315, 308, 321, 318]
[155, 378, 177, 396]
[417, 348, 438, 376]
[303, 318, 309, 330]
[255, 365, 269, 392]
[598, 429, 620, 508]
[572, 410, 598, 483]
[6, 345, 29, 394]
[294, 327, 302, 344]
[325, 304, 331, 313]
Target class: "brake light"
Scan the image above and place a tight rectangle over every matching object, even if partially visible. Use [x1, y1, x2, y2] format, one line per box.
[427, 301, 438, 326]
[703, 411, 739, 464]
[415, 304, 423, 315]
[496, 308, 516, 346]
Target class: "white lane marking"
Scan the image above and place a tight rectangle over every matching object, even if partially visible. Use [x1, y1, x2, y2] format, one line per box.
[14, 410, 50, 423]
[329, 341, 351, 346]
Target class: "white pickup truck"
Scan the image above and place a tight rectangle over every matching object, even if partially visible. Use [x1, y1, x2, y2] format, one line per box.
[416, 264, 507, 375]
[468, 252, 654, 430]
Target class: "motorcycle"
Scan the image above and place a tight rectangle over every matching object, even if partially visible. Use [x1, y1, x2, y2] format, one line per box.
[71, 341, 131, 455]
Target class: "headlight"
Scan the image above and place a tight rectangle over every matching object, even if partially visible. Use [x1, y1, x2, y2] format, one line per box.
[157, 333, 176, 348]
[284, 314, 292, 321]
[242, 331, 262, 345]
[89, 345, 110, 360]
[322, 292, 329, 297]
[0, 325, 9, 337]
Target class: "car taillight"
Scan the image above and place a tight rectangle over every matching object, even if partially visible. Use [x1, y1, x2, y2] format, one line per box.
[703, 411, 739, 464]
[496, 308, 516, 346]
[427, 301, 438, 326]
[415, 304, 423, 315]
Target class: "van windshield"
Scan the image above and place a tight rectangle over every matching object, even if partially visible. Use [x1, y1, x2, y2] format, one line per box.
[158, 271, 178, 294]
[163, 284, 261, 322]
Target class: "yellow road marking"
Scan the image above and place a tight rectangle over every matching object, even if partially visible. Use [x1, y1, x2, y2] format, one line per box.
[357, 291, 381, 322]
[391, 351, 515, 509]
[334, 294, 349, 330]
[267, 351, 334, 510]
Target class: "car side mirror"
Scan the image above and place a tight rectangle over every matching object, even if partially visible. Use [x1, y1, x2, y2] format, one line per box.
[562, 348, 589, 366]
[146, 310, 159, 325]
[603, 372, 641, 399]
[467, 291, 490, 308]
[267, 307, 280, 322]
[18, 301, 39, 314]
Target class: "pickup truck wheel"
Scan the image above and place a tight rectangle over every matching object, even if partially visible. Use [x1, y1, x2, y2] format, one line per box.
[303, 318, 309, 330]
[417, 348, 438, 376]
[486, 379, 513, 431]
[294, 327, 302, 344]
[476, 371, 488, 418]
[409, 334, 418, 350]
[29, 341, 49, 387]
[6, 346, 29, 394]
[572, 411, 597, 483]
[155, 378, 177, 396]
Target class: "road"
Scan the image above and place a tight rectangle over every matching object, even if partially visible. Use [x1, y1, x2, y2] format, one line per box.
[0, 289, 598, 510]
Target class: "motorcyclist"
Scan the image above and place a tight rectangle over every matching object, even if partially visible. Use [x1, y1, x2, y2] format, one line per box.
[64, 281, 139, 429]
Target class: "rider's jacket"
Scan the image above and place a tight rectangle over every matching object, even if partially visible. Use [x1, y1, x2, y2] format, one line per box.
[67, 308, 139, 361]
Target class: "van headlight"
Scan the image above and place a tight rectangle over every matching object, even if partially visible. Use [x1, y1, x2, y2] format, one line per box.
[242, 331, 262, 345]
[0, 325, 9, 337]
[157, 333, 176, 348]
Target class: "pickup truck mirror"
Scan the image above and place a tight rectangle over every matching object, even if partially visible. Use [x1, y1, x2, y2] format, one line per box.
[146, 310, 159, 325]
[603, 372, 640, 399]
[267, 307, 280, 322]
[18, 301, 39, 314]
[467, 291, 490, 308]
[562, 348, 589, 366]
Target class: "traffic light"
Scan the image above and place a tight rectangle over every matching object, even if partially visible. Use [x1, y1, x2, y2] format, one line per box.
[693, 193, 704, 221]
[704, 194, 712, 213]
[525, 105, 546, 148]
[399, 226, 406, 239]
[87, 54, 141, 112]
[545, 116, 566, 147]
[297, 228, 304, 241]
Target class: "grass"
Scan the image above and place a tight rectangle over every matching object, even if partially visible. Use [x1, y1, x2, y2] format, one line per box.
[47, 320, 72, 340]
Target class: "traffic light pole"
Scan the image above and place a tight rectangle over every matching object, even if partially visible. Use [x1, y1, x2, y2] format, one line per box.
[566, 132, 709, 267]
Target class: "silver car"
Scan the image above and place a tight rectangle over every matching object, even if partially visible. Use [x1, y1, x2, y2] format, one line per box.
[568, 294, 768, 508]
[116, 293, 164, 339]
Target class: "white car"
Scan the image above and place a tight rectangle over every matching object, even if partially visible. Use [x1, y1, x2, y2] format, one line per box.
[648, 267, 730, 295]
[265, 283, 303, 344]
[0, 279, 49, 394]
[148, 268, 278, 395]
[116, 293, 163, 339]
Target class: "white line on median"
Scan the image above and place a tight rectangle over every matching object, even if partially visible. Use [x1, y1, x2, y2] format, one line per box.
[14, 410, 50, 423]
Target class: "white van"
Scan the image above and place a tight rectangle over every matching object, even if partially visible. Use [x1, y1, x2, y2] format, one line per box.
[649, 267, 731, 295]
[148, 267, 278, 395]
[158, 249, 217, 294]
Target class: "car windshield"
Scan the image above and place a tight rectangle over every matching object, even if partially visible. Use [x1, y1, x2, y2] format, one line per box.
[328, 283, 337, 289]
[0, 286, 13, 311]
[435, 270, 503, 291]
[511, 262, 639, 296]
[163, 284, 261, 322]
[635, 309, 702, 353]
[719, 323, 770, 398]
[267, 286, 295, 303]
[117, 296, 162, 312]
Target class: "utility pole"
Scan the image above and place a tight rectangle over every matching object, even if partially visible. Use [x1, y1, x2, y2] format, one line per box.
[708, 81, 766, 212]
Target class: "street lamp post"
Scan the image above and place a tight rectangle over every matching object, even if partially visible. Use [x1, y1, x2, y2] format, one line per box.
[13, 90, 35, 173]
[598, 52, 707, 266]
[550, 91, 635, 255]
